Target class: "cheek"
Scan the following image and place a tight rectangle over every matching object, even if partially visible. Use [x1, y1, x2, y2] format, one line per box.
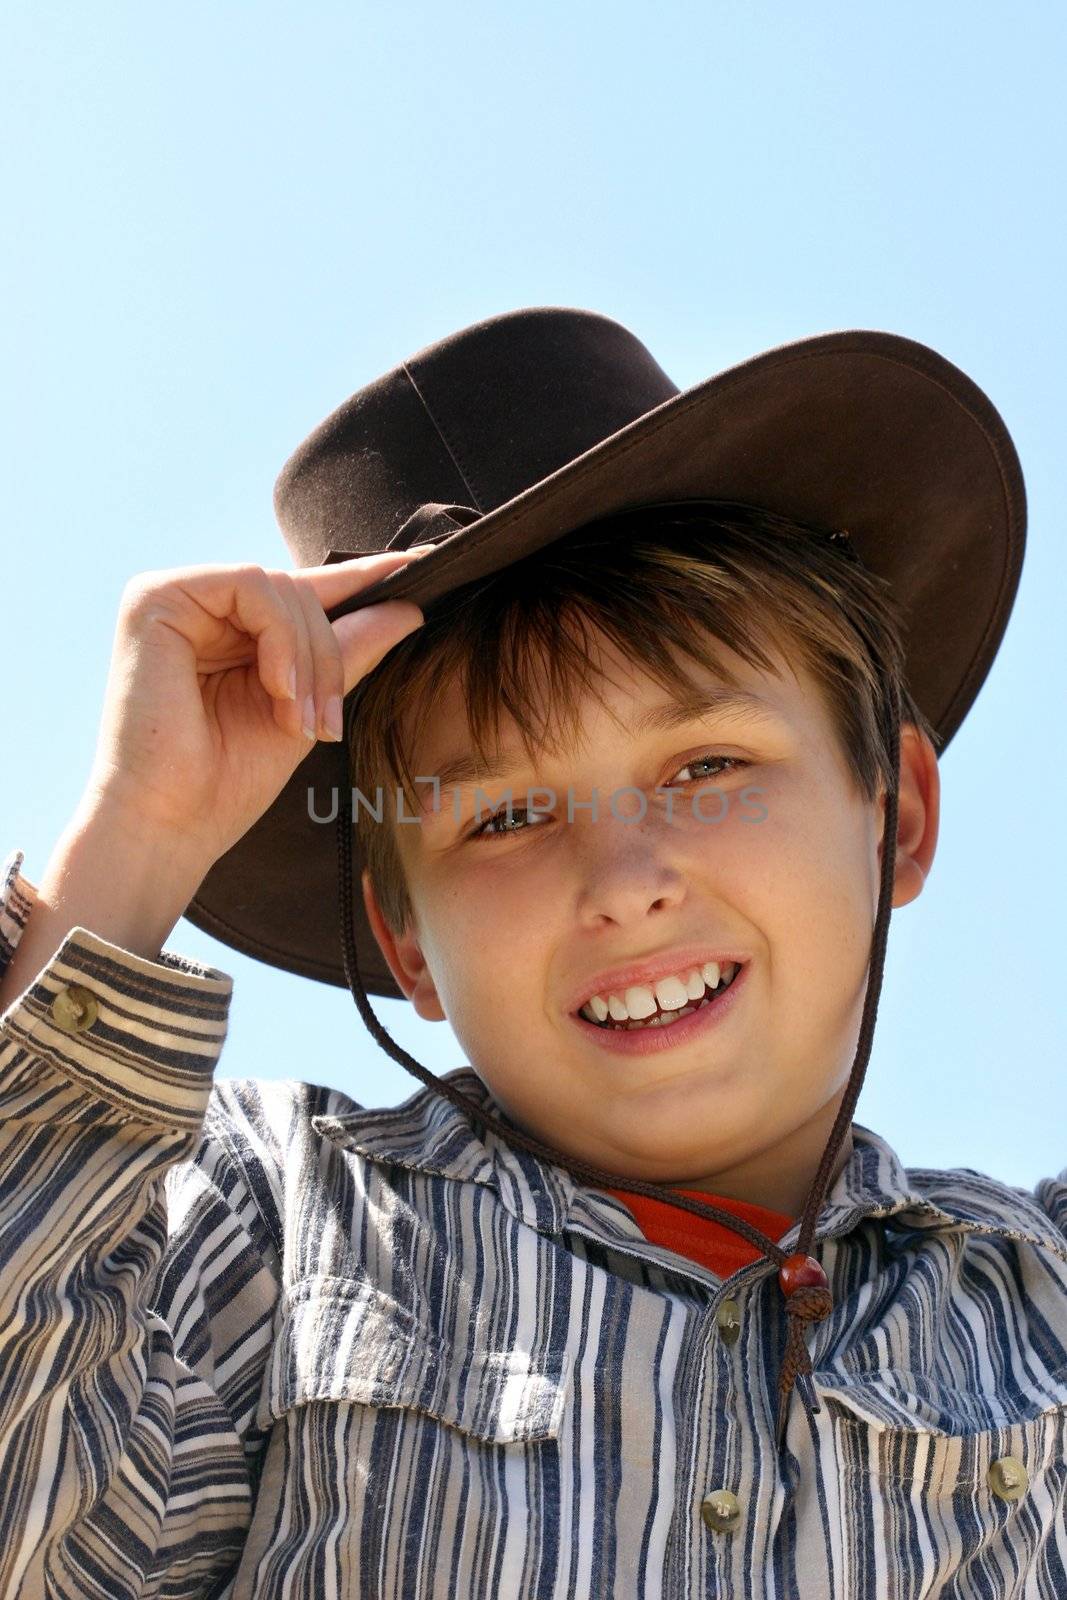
[780, 838, 879, 1021]
[715, 787, 873, 974]
[435, 849, 564, 935]
[415, 854, 561, 1015]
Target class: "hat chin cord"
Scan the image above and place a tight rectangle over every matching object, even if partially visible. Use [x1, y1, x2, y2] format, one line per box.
[335, 678, 902, 1454]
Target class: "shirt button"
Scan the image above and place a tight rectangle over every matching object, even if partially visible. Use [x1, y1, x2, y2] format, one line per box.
[988, 1456, 1028, 1502]
[50, 985, 100, 1034]
[700, 1489, 742, 1533]
[715, 1298, 742, 1346]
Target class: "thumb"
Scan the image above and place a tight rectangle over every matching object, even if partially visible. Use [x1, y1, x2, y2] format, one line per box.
[333, 600, 425, 696]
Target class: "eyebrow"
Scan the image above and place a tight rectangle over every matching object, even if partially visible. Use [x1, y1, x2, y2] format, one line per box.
[416, 687, 779, 812]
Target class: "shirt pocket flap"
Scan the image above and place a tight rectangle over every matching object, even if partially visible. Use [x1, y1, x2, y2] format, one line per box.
[812, 1366, 1067, 1436]
[256, 1276, 571, 1446]
[810, 1367, 1067, 1499]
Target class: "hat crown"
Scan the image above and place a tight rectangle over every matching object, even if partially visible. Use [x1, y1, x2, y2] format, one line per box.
[273, 306, 680, 565]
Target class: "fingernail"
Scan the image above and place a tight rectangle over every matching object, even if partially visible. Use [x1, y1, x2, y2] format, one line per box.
[324, 694, 343, 740]
[302, 694, 317, 741]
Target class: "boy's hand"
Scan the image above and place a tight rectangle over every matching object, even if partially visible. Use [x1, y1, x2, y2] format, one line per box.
[82, 550, 428, 875]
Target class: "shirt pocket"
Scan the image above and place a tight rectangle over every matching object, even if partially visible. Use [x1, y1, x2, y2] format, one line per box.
[237, 1276, 572, 1599]
[808, 1367, 1067, 1596]
[254, 1273, 571, 1446]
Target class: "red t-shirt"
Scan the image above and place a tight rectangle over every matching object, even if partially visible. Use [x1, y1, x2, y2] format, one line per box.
[598, 1184, 793, 1278]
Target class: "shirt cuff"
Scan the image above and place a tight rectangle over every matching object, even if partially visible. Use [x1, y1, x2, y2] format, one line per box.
[1, 847, 233, 1130]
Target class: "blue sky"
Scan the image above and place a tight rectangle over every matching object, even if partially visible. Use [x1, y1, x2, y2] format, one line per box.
[4, 3, 1064, 1187]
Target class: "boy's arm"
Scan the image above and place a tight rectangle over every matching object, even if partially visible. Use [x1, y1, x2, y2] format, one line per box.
[0, 846, 275, 1600]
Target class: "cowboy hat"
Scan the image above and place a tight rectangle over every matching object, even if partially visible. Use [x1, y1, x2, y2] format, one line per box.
[183, 305, 1025, 998]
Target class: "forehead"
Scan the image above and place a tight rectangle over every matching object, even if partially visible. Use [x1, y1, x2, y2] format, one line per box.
[401, 623, 825, 781]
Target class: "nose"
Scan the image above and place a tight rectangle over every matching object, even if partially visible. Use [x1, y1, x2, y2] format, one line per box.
[573, 825, 688, 929]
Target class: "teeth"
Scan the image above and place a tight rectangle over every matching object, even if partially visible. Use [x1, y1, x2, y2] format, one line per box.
[622, 1000, 702, 1031]
[658, 1003, 695, 1024]
[579, 959, 742, 1025]
[623, 985, 658, 1019]
[653, 975, 690, 1011]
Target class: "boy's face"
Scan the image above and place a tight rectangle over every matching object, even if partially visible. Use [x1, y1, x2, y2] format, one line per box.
[363, 627, 939, 1212]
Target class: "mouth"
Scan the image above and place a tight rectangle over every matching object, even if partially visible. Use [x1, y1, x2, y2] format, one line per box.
[569, 958, 749, 1057]
[574, 959, 745, 1031]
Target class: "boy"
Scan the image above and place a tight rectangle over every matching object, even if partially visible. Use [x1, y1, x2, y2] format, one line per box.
[1, 307, 1062, 1598]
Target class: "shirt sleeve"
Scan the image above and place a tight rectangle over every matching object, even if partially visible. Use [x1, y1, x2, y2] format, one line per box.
[0, 847, 278, 1600]
[1035, 1168, 1067, 1243]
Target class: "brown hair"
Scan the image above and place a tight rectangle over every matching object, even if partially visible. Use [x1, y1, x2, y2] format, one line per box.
[347, 501, 938, 935]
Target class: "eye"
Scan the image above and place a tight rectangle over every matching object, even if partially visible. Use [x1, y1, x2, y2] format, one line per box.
[668, 752, 749, 784]
[466, 754, 751, 839]
[468, 804, 551, 840]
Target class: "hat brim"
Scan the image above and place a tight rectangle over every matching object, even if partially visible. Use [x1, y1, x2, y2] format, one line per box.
[184, 328, 1025, 997]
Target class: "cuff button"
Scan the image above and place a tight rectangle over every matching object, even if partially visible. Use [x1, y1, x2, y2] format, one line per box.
[51, 984, 100, 1033]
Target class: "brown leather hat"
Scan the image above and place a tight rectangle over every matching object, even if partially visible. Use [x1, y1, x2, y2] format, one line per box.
[184, 305, 1026, 999]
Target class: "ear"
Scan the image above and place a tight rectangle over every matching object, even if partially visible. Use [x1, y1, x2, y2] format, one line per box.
[880, 724, 940, 909]
[360, 870, 447, 1021]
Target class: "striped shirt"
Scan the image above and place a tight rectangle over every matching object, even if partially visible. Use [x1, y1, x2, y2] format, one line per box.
[2, 842, 1066, 1598]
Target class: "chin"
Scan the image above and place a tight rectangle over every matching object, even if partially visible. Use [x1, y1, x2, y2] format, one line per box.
[588, 1097, 758, 1177]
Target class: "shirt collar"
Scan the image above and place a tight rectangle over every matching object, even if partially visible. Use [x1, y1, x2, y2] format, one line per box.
[314, 1066, 1067, 1265]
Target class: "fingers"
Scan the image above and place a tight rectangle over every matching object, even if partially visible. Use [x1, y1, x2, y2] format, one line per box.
[264, 557, 430, 746]
[271, 577, 315, 741]
[209, 565, 301, 741]
[331, 599, 426, 699]
[290, 575, 346, 742]
[283, 547, 435, 741]
[148, 548, 436, 748]
[292, 544, 437, 612]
